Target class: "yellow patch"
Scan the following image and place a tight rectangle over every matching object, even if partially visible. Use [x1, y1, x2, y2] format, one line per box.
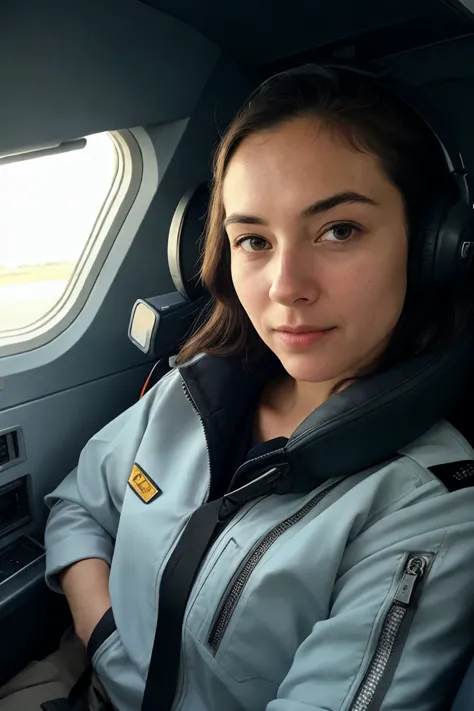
[128, 464, 161, 503]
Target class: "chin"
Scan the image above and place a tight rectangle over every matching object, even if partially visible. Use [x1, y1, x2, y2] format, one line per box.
[272, 351, 349, 384]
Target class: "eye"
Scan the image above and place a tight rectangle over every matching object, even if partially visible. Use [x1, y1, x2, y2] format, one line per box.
[320, 222, 360, 243]
[234, 235, 270, 252]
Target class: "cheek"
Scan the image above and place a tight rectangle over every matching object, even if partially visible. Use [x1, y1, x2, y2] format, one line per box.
[231, 261, 266, 315]
[338, 244, 407, 330]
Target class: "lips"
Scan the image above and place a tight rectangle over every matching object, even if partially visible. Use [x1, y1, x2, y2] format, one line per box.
[275, 325, 330, 334]
[274, 327, 334, 348]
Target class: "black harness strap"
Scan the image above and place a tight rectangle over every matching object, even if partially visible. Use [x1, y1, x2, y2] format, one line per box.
[141, 465, 283, 711]
[141, 497, 222, 711]
[41, 666, 93, 711]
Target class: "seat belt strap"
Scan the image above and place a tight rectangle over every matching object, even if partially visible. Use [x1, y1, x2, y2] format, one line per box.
[140, 464, 294, 711]
[141, 497, 223, 711]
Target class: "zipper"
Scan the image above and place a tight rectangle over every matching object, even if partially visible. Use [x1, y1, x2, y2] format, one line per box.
[181, 381, 212, 503]
[208, 479, 341, 652]
[349, 552, 434, 711]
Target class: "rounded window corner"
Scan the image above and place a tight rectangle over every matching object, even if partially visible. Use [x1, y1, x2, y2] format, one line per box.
[0, 127, 145, 360]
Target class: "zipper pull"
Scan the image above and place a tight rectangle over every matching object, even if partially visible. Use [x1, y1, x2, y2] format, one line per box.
[394, 555, 429, 605]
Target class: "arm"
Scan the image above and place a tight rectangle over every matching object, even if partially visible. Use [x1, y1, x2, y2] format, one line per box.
[60, 558, 111, 645]
[266, 486, 474, 711]
[44, 383, 162, 593]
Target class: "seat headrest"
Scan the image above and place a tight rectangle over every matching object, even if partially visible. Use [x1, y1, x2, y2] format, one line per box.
[168, 182, 210, 301]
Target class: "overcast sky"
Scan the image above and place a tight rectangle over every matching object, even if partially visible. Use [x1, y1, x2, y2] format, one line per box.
[0, 133, 117, 268]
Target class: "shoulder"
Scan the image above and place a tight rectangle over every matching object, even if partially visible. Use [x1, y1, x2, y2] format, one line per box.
[351, 420, 474, 534]
[93, 363, 189, 446]
[398, 418, 474, 487]
[137, 362, 189, 420]
[365, 418, 474, 494]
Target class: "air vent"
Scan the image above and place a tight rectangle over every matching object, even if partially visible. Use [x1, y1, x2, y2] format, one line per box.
[0, 430, 22, 469]
[0, 437, 9, 467]
[0, 477, 31, 538]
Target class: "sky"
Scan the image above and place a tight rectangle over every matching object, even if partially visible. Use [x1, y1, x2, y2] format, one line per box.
[0, 132, 117, 268]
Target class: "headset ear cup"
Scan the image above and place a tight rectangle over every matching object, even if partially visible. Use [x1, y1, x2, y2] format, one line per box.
[433, 199, 474, 287]
[408, 198, 447, 291]
[409, 196, 473, 289]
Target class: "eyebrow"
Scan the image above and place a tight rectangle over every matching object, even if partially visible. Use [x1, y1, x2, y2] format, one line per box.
[223, 190, 379, 228]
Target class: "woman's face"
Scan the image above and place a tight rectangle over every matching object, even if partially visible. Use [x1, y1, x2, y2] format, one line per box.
[223, 116, 408, 385]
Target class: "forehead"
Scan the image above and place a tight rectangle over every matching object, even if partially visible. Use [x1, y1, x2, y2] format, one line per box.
[222, 117, 389, 215]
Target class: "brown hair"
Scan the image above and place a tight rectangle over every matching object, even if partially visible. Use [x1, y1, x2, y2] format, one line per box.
[178, 67, 472, 385]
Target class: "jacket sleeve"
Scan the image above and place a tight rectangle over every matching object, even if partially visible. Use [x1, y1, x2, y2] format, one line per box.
[266, 481, 474, 711]
[44, 386, 159, 593]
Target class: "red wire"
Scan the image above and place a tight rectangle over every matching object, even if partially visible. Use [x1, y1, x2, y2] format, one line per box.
[140, 361, 159, 399]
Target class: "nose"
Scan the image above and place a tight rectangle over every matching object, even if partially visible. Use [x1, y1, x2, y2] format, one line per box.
[268, 246, 321, 306]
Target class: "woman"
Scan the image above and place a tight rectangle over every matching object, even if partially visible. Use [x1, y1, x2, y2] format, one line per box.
[2, 64, 474, 711]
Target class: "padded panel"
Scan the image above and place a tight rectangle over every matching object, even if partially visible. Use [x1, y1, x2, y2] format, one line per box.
[0, 0, 219, 155]
[143, 0, 464, 64]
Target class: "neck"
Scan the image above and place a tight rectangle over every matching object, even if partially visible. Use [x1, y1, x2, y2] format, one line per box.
[285, 377, 340, 417]
[260, 374, 346, 430]
[256, 367, 357, 443]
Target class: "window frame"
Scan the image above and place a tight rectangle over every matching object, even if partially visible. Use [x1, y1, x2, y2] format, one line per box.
[0, 129, 144, 358]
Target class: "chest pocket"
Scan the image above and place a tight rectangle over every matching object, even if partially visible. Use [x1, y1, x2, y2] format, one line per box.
[185, 489, 336, 684]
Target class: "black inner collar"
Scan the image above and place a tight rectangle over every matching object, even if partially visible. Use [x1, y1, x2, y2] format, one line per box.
[179, 350, 285, 500]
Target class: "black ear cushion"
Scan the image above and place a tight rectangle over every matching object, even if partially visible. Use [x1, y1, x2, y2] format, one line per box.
[409, 196, 448, 290]
[411, 195, 473, 289]
[168, 183, 211, 301]
[434, 199, 474, 286]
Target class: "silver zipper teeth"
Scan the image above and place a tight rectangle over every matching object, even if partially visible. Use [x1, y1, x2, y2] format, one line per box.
[181, 382, 211, 502]
[208, 480, 340, 651]
[350, 604, 406, 711]
[349, 554, 431, 711]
